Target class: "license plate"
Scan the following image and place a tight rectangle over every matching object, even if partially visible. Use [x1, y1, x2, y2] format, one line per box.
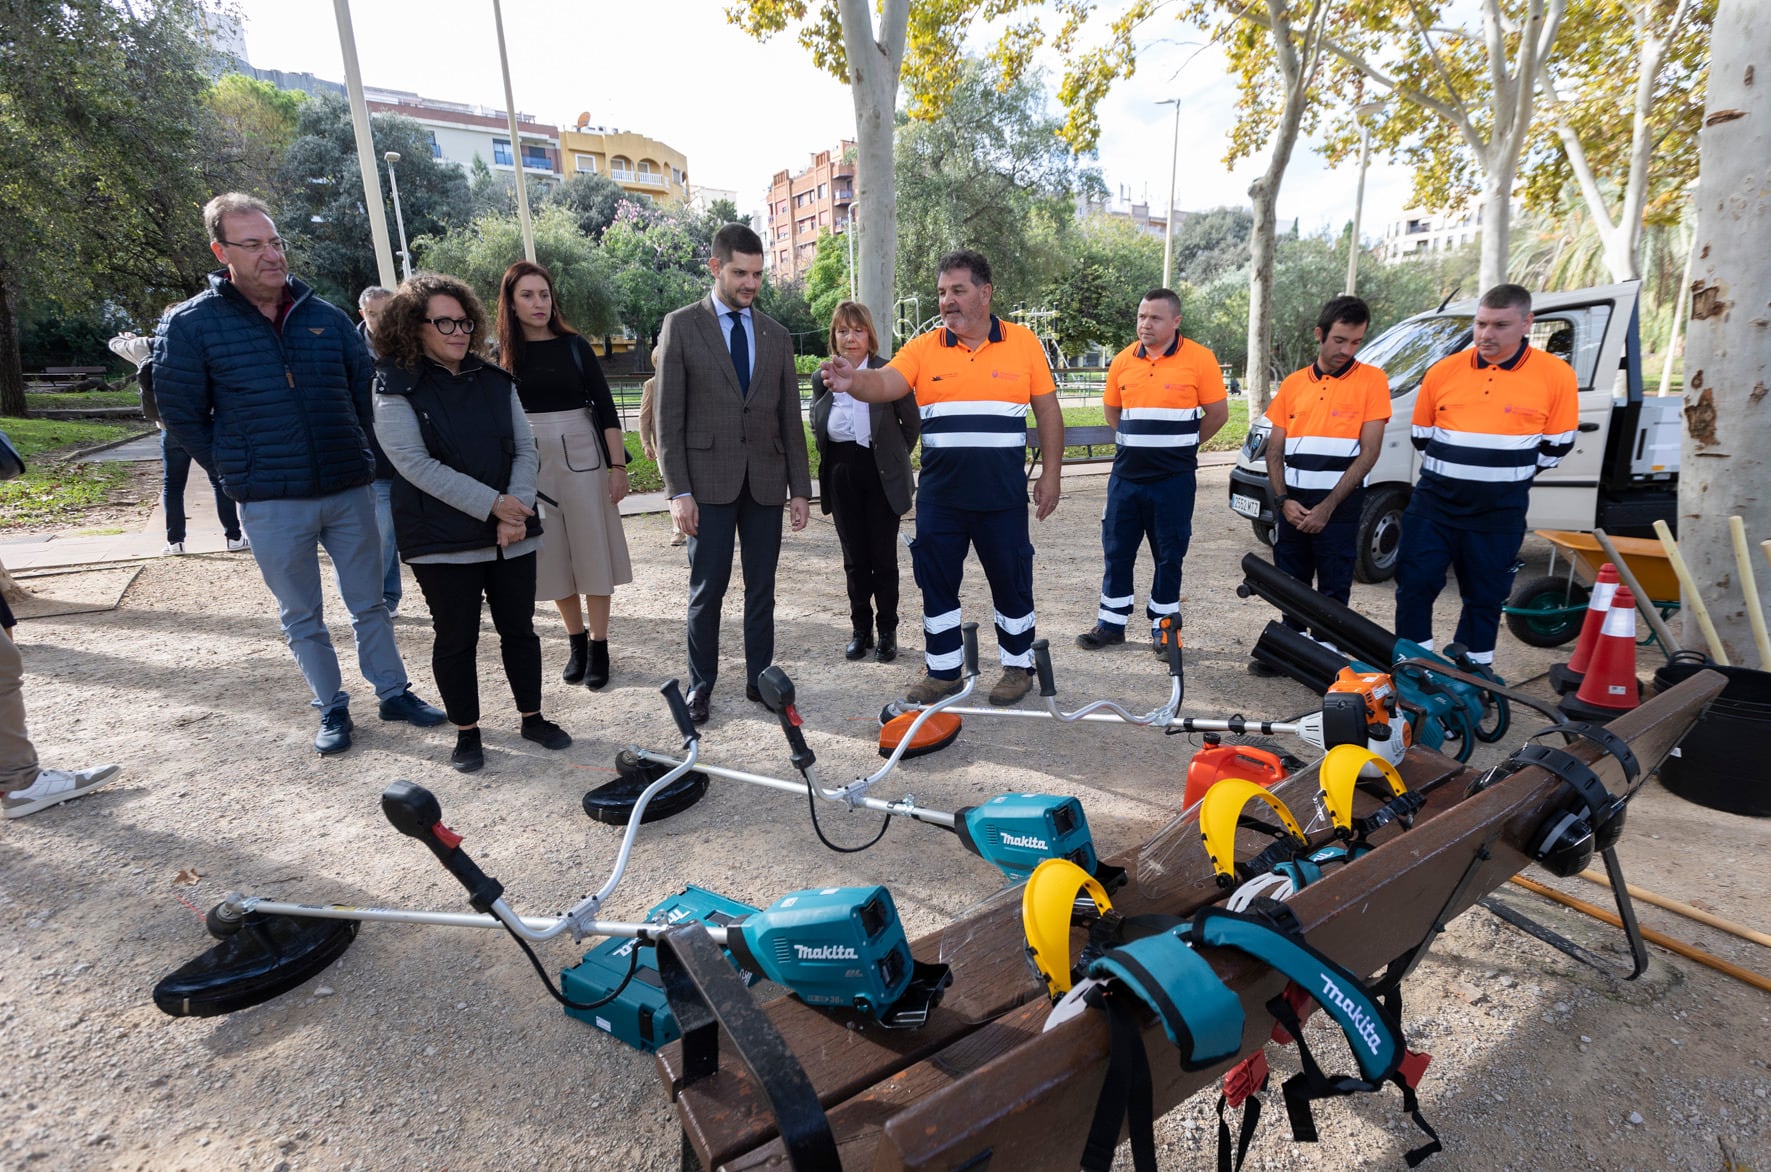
[1230, 493, 1262, 519]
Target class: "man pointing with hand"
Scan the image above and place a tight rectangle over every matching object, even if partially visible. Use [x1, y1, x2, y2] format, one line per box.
[820, 248, 1063, 708]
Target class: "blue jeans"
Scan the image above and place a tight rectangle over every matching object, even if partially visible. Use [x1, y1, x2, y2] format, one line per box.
[372, 478, 402, 611]
[162, 430, 240, 544]
[239, 486, 410, 716]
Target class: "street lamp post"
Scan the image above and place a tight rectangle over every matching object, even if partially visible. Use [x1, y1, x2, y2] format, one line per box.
[1158, 98, 1182, 288]
[384, 151, 412, 282]
[1345, 99, 1388, 296]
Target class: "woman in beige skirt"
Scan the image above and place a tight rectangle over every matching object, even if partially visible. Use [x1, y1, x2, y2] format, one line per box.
[496, 261, 633, 689]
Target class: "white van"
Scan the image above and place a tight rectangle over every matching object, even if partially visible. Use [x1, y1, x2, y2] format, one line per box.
[1228, 280, 1680, 581]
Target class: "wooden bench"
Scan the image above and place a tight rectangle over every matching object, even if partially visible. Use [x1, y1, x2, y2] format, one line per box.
[1026, 423, 1116, 478]
[25, 366, 111, 392]
[654, 674, 1721, 1171]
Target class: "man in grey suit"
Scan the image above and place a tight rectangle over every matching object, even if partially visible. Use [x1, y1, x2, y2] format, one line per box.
[656, 223, 813, 723]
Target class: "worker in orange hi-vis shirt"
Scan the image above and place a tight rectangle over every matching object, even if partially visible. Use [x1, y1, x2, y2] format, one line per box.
[1075, 288, 1228, 656]
[818, 249, 1064, 710]
[1263, 296, 1391, 648]
[1394, 284, 1579, 670]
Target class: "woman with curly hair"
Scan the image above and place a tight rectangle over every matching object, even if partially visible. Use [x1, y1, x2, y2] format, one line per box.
[496, 260, 632, 690]
[372, 272, 571, 773]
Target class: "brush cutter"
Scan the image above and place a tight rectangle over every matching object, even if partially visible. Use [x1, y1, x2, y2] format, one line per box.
[621, 625, 1118, 886]
[155, 681, 951, 1029]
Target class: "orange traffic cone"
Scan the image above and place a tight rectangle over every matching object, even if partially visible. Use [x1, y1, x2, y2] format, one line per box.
[1550, 563, 1619, 695]
[1559, 586, 1641, 720]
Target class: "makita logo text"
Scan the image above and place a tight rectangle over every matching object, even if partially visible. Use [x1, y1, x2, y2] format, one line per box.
[1000, 832, 1049, 850]
[794, 944, 859, 961]
[1319, 975, 1384, 1058]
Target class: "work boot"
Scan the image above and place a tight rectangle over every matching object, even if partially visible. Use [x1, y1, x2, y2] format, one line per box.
[561, 631, 589, 684]
[988, 668, 1034, 706]
[875, 627, 898, 664]
[1075, 624, 1126, 650]
[845, 630, 874, 660]
[904, 674, 965, 706]
[584, 639, 610, 690]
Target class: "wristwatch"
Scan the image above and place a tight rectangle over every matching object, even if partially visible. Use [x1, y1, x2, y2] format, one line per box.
[1274, 494, 1292, 509]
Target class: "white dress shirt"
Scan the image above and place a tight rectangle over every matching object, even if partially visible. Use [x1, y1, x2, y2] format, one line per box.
[826, 355, 872, 447]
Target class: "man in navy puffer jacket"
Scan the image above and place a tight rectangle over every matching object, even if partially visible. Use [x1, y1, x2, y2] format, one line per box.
[155, 193, 444, 755]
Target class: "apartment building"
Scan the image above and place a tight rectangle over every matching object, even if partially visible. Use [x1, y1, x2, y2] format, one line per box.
[558, 119, 690, 206]
[763, 141, 856, 283]
[365, 88, 562, 183]
[1382, 205, 1485, 262]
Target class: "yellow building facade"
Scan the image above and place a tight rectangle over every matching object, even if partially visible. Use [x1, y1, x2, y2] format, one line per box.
[558, 122, 689, 207]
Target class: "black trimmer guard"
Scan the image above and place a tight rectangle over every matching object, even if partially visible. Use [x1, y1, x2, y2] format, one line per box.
[586, 752, 711, 826]
[154, 913, 359, 1017]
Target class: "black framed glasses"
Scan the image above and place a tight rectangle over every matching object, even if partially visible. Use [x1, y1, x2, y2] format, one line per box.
[425, 317, 476, 335]
[218, 237, 286, 255]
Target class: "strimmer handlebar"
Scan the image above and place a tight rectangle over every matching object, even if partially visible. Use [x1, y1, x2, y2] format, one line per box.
[381, 781, 505, 912]
[1033, 639, 1057, 697]
[660, 679, 698, 745]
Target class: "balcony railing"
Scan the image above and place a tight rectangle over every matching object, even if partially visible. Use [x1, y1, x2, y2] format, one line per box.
[610, 169, 664, 186]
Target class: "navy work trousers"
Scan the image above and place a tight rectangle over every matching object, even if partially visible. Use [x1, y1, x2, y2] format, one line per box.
[1393, 507, 1523, 658]
[1096, 473, 1194, 636]
[1273, 489, 1362, 636]
[911, 499, 1034, 680]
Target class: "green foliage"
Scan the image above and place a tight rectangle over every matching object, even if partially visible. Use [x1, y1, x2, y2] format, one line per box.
[0, 0, 219, 414]
[416, 204, 621, 339]
[794, 354, 825, 375]
[600, 204, 709, 365]
[207, 72, 306, 199]
[803, 230, 854, 328]
[1187, 232, 1454, 378]
[277, 95, 473, 306]
[1046, 261, 1118, 361]
[893, 59, 1102, 311]
[540, 172, 630, 240]
[0, 416, 135, 523]
[1171, 207, 1254, 285]
[756, 278, 824, 357]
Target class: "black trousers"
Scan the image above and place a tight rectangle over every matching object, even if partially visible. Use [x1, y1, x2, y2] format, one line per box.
[824, 441, 902, 636]
[685, 480, 783, 694]
[411, 553, 542, 726]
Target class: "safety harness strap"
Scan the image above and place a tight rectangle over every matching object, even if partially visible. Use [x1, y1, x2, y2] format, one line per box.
[1531, 721, 1639, 786]
[1086, 928, 1244, 1065]
[1081, 987, 1159, 1172]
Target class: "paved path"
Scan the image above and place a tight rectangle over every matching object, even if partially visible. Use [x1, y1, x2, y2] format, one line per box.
[2, 443, 1233, 573]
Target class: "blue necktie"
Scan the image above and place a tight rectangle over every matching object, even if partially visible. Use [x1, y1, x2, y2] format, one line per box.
[728, 310, 750, 396]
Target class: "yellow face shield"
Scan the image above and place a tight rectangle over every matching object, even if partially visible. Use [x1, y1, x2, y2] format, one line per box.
[1021, 858, 1114, 999]
[1197, 778, 1308, 885]
[1316, 744, 1410, 836]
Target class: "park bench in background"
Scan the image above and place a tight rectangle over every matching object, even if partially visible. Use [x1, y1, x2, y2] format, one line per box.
[25, 366, 111, 392]
[1027, 422, 1116, 479]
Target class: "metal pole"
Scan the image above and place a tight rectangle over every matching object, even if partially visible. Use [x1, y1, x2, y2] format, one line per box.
[1346, 123, 1371, 295]
[1347, 100, 1386, 297]
[331, 0, 397, 288]
[1159, 99, 1182, 288]
[491, 0, 536, 263]
[384, 151, 412, 282]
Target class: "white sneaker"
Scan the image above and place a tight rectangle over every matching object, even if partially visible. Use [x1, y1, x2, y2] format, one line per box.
[3, 765, 122, 819]
[227, 536, 250, 551]
[162, 542, 185, 555]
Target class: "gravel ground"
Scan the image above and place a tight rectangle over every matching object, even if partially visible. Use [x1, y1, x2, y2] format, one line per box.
[2, 464, 1766, 1171]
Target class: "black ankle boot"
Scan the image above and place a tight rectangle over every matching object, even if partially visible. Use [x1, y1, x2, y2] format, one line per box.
[584, 638, 610, 689]
[875, 627, 898, 663]
[562, 631, 589, 683]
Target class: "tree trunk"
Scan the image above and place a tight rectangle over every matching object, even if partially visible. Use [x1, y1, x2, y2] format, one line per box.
[1676, 0, 1770, 666]
[1245, 175, 1279, 418]
[840, 0, 905, 358]
[1477, 162, 1514, 292]
[0, 277, 26, 419]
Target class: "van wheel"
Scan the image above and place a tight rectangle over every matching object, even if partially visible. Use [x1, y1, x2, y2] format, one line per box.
[1354, 488, 1407, 584]
[1251, 520, 1275, 547]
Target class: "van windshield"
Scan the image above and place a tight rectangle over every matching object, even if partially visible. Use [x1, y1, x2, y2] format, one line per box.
[1358, 315, 1472, 399]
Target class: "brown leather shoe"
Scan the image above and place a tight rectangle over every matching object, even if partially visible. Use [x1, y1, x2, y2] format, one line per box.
[904, 674, 965, 705]
[988, 668, 1034, 706]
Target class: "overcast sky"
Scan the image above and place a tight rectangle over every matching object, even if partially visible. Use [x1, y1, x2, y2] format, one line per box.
[225, 1, 1416, 241]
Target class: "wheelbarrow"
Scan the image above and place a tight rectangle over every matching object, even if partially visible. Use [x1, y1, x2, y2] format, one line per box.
[1504, 528, 1681, 648]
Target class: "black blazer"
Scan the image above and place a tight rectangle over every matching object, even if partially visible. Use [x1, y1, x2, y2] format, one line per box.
[809, 360, 920, 516]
